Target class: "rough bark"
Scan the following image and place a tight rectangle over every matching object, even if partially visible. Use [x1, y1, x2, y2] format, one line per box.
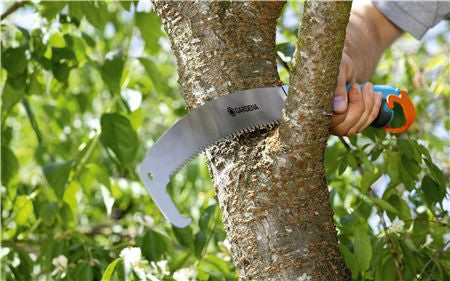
[153, 1, 351, 280]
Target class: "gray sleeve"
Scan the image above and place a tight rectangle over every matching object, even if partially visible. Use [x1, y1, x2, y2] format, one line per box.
[372, 1, 450, 39]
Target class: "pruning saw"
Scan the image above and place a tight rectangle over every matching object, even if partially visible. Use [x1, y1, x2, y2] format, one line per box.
[138, 84, 416, 227]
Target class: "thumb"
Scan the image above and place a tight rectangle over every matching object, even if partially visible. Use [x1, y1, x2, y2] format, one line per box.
[333, 70, 349, 113]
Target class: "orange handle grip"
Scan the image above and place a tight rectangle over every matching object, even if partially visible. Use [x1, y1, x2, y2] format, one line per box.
[384, 90, 416, 134]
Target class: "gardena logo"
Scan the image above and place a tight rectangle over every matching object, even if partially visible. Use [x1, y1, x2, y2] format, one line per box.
[227, 104, 259, 117]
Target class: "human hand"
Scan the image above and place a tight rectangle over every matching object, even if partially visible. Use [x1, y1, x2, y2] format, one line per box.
[330, 53, 382, 136]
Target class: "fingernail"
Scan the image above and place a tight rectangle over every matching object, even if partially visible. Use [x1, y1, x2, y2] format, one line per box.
[333, 96, 347, 112]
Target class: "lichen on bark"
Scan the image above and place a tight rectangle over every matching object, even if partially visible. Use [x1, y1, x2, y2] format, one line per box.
[153, 1, 352, 280]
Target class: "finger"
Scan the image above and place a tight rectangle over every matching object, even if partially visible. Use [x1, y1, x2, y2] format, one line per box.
[330, 111, 346, 129]
[350, 82, 374, 135]
[333, 56, 355, 114]
[333, 70, 349, 114]
[331, 84, 365, 136]
[330, 71, 349, 127]
[358, 92, 382, 133]
[331, 83, 362, 133]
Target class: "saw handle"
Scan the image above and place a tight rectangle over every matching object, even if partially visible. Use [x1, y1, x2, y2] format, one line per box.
[345, 84, 416, 133]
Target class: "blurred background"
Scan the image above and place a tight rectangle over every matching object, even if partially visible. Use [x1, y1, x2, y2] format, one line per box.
[1, 1, 448, 280]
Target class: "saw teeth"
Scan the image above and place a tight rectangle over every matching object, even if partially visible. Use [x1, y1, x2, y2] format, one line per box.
[169, 119, 281, 178]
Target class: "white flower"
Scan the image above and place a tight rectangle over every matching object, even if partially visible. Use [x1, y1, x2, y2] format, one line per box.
[147, 273, 162, 281]
[223, 239, 232, 251]
[390, 218, 405, 233]
[133, 267, 147, 280]
[156, 260, 169, 276]
[120, 247, 142, 268]
[444, 233, 450, 244]
[52, 255, 68, 270]
[173, 267, 197, 281]
[423, 234, 434, 247]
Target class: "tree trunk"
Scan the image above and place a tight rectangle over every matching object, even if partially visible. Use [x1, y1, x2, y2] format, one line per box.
[153, 1, 352, 280]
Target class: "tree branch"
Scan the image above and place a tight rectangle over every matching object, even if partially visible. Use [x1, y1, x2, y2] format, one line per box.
[418, 240, 450, 280]
[273, 1, 352, 279]
[1, 1, 29, 21]
[276, 52, 291, 73]
[154, 1, 352, 279]
[22, 98, 43, 145]
[378, 206, 405, 281]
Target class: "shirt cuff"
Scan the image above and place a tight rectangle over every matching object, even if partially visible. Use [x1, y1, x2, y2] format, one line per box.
[372, 1, 429, 39]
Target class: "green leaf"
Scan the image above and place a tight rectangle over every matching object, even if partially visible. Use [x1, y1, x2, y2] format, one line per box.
[372, 198, 398, 214]
[275, 42, 295, 58]
[1, 46, 27, 77]
[101, 52, 125, 94]
[16, 250, 33, 280]
[199, 204, 217, 233]
[397, 139, 414, 160]
[194, 231, 207, 258]
[347, 154, 358, 169]
[424, 159, 446, 189]
[68, 2, 83, 22]
[339, 244, 359, 277]
[60, 202, 74, 227]
[2, 126, 13, 146]
[75, 262, 94, 281]
[362, 126, 386, 142]
[324, 142, 342, 175]
[370, 146, 383, 161]
[16, 26, 30, 40]
[40, 2, 65, 20]
[63, 182, 79, 215]
[100, 113, 138, 168]
[172, 225, 194, 249]
[354, 226, 372, 272]
[7, 71, 27, 92]
[39, 201, 58, 226]
[101, 258, 121, 281]
[421, 175, 444, 206]
[386, 195, 411, 223]
[81, 2, 109, 30]
[43, 161, 73, 199]
[141, 230, 172, 262]
[51, 47, 76, 63]
[27, 70, 46, 96]
[135, 12, 163, 54]
[401, 155, 420, 185]
[48, 33, 65, 48]
[398, 139, 422, 163]
[85, 163, 110, 189]
[52, 61, 70, 82]
[138, 57, 163, 93]
[375, 255, 396, 281]
[1, 145, 19, 185]
[1, 83, 24, 116]
[338, 155, 348, 175]
[14, 195, 33, 225]
[169, 252, 191, 273]
[385, 152, 401, 186]
[399, 241, 418, 279]
[81, 32, 96, 47]
[361, 166, 381, 193]
[199, 255, 231, 276]
[120, 1, 135, 11]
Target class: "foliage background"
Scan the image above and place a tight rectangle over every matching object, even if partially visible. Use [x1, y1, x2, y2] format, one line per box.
[1, 1, 448, 280]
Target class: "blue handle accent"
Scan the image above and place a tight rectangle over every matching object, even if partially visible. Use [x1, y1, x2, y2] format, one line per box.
[345, 84, 400, 98]
[345, 83, 399, 128]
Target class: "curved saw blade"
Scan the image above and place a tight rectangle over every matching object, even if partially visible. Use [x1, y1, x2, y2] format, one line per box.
[138, 86, 288, 227]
